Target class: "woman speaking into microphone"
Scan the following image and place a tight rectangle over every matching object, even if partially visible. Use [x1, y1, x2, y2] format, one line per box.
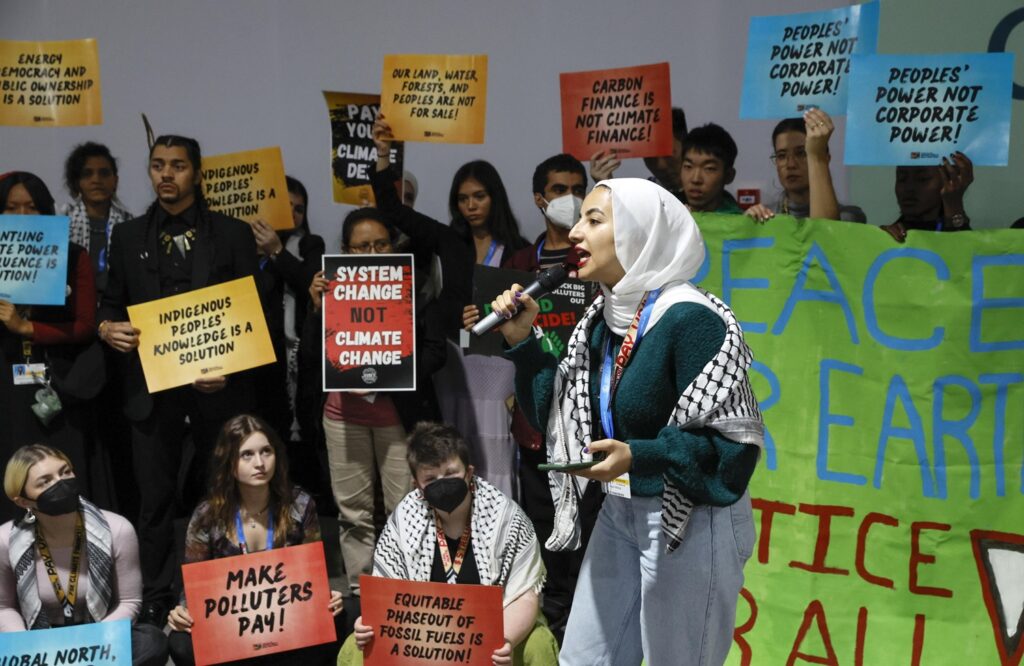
[492, 179, 763, 665]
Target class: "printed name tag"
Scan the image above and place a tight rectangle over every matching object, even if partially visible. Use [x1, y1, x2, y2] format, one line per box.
[12, 363, 47, 386]
[604, 473, 631, 498]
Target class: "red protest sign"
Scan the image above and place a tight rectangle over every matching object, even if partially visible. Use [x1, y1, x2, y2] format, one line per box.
[360, 575, 504, 665]
[322, 254, 416, 391]
[559, 62, 673, 161]
[182, 542, 336, 666]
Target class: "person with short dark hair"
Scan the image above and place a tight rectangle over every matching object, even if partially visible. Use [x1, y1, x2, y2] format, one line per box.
[342, 422, 558, 666]
[166, 415, 342, 665]
[680, 123, 742, 213]
[744, 109, 866, 224]
[0, 445, 168, 665]
[96, 135, 258, 626]
[880, 152, 974, 243]
[60, 142, 132, 296]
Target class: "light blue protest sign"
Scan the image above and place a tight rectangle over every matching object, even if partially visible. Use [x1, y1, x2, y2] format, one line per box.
[739, 1, 879, 119]
[0, 619, 131, 665]
[845, 52, 1015, 166]
[0, 215, 70, 305]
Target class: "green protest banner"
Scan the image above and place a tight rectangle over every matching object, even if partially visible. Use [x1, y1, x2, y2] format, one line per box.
[689, 215, 1024, 666]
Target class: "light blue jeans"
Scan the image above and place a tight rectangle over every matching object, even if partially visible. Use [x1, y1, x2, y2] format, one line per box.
[560, 492, 755, 666]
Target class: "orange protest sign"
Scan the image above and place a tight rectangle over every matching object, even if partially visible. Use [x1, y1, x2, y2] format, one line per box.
[201, 147, 293, 230]
[360, 575, 503, 665]
[323, 91, 405, 206]
[127, 276, 276, 393]
[559, 62, 673, 161]
[380, 54, 488, 144]
[183, 542, 336, 666]
[0, 39, 102, 126]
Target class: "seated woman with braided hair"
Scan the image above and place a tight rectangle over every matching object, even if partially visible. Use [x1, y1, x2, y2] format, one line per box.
[0, 444, 168, 665]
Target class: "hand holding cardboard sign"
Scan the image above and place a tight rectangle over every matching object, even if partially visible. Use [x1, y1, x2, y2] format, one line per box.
[99, 320, 140, 352]
[0, 300, 31, 336]
[252, 219, 283, 257]
[372, 113, 396, 171]
[589, 149, 622, 182]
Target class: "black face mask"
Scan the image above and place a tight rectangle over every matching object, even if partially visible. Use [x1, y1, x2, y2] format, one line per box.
[34, 478, 80, 516]
[422, 477, 469, 514]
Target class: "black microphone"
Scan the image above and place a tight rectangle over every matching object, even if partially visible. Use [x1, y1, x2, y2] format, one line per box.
[471, 263, 570, 336]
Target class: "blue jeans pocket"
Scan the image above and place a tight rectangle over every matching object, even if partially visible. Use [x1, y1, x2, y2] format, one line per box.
[730, 499, 756, 560]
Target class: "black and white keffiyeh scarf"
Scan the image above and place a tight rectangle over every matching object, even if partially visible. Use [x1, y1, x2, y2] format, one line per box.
[544, 288, 764, 554]
[373, 476, 545, 606]
[8, 498, 115, 628]
[62, 198, 132, 254]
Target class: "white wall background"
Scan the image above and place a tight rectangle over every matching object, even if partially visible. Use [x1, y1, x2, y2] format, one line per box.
[0, 0, 863, 243]
[8, 0, 1003, 245]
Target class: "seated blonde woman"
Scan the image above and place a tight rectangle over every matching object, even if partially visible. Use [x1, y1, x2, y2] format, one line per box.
[0, 444, 167, 665]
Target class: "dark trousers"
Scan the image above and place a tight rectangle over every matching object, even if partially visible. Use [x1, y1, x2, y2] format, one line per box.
[518, 445, 604, 642]
[131, 381, 252, 604]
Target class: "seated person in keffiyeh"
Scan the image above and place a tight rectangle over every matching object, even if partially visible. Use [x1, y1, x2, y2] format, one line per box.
[0, 444, 168, 666]
[341, 422, 558, 666]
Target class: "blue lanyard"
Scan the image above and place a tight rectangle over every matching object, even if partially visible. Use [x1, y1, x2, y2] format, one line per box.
[235, 508, 274, 554]
[599, 289, 661, 440]
[535, 239, 545, 266]
[482, 240, 499, 266]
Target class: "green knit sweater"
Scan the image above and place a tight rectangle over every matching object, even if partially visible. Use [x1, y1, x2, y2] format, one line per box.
[507, 301, 758, 505]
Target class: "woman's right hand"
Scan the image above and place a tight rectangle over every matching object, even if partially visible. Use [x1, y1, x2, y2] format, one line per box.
[167, 605, 193, 633]
[354, 615, 374, 650]
[589, 149, 621, 182]
[490, 283, 539, 347]
[744, 204, 775, 224]
[308, 270, 329, 312]
[372, 113, 395, 169]
[462, 304, 480, 331]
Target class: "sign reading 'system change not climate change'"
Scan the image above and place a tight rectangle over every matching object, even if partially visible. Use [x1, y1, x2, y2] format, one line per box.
[128, 276, 276, 393]
[322, 255, 416, 391]
[845, 52, 1015, 166]
[0, 38, 102, 126]
[740, 1, 879, 118]
[381, 54, 488, 144]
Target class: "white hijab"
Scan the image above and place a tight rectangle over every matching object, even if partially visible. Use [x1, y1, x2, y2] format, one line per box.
[595, 178, 717, 335]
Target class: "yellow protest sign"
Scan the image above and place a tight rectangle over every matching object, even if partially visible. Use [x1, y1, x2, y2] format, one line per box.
[380, 54, 488, 144]
[0, 39, 102, 126]
[127, 276, 275, 393]
[200, 147, 293, 230]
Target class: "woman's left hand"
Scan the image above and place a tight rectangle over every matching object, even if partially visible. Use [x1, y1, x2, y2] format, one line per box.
[571, 438, 632, 482]
[328, 590, 344, 616]
[491, 639, 513, 666]
[0, 300, 31, 337]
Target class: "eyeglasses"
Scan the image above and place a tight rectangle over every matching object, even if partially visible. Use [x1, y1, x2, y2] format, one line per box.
[770, 149, 808, 165]
[347, 240, 392, 254]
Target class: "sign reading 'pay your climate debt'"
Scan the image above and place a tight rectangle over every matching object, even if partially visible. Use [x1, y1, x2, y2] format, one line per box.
[200, 147, 293, 230]
[128, 276, 276, 393]
[323, 91, 404, 206]
[0, 38, 102, 126]
[381, 54, 488, 144]
[322, 255, 416, 391]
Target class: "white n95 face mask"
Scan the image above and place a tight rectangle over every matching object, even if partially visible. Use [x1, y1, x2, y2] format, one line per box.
[543, 195, 583, 230]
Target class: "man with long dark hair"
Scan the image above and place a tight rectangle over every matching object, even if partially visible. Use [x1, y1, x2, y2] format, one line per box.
[96, 135, 257, 626]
